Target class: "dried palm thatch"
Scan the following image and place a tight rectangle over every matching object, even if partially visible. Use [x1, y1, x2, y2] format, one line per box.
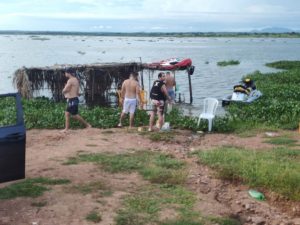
[13, 62, 142, 106]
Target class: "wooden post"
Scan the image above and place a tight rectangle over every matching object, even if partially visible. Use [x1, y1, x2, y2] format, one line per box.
[188, 73, 193, 104]
[139, 57, 144, 90]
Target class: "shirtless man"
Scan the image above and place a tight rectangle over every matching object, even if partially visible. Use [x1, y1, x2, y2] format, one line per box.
[61, 68, 91, 133]
[165, 71, 176, 104]
[118, 72, 140, 128]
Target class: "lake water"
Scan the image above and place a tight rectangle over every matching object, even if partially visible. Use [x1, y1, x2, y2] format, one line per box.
[1, 35, 300, 115]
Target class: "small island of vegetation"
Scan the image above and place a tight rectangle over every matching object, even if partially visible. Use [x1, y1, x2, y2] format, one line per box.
[217, 60, 240, 66]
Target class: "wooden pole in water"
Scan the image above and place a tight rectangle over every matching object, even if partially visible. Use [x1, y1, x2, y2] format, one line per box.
[139, 57, 144, 90]
[188, 73, 193, 104]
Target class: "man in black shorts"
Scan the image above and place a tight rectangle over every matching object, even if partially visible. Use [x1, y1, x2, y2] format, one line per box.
[61, 68, 91, 133]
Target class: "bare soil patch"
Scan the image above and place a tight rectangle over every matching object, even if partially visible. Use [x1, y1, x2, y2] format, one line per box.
[0, 128, 299, 225]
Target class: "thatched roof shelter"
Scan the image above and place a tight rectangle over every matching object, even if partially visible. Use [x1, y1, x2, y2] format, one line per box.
[13, 62, 142, 106]
[13, 59, 195, 106]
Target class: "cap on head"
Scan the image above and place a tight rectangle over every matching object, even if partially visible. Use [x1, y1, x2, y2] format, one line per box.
[244, 78, 251, 83]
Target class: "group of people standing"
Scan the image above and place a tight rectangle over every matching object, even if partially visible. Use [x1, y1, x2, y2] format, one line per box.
[61, 69, 176, 132]
[118, 71, 176, 131]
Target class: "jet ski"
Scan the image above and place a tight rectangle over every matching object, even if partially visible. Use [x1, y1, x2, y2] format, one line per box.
[222, 78, 262, 106]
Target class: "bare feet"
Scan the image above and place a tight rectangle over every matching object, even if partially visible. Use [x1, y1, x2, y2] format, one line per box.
[60, 129, 69, 133]
[86, 124, 92, 129]
[117, 123, 122, 128]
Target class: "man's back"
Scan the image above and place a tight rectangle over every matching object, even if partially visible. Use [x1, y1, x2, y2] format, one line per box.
[123, 78, 139, 99]
[165, 75, 175, 89]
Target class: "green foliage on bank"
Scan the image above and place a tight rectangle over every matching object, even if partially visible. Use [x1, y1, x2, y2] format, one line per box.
[0, 96, 17, 126]
[266, 60, 300, 70]
[0, 96, 234, 132]
[227, 61, 300, 130]
[1, 60, 300, 132]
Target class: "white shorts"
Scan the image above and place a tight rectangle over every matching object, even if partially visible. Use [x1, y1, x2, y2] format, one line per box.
[122, 98, 137, 114]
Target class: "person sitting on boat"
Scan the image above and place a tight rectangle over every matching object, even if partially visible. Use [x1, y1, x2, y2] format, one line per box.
[243, 78, 256, 91]
[233, 78, 256, 95]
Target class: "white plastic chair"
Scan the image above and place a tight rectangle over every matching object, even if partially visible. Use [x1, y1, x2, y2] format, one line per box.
[197, 98, 219, 132]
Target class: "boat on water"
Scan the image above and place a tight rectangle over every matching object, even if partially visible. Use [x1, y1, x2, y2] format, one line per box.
[222, 78, 262, 106]
[222, 88, 262, 107]
[143, 58, 193, 71]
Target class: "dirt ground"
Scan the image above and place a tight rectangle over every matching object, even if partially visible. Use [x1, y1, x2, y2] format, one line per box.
[0, 128, 299, 225]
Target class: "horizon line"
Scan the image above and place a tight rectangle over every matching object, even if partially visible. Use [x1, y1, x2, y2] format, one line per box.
[0, 30, 299, 34]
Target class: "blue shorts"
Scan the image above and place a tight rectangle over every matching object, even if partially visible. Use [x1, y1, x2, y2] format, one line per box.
[168, 89, 175, 101]
[66, 97, 79, 115]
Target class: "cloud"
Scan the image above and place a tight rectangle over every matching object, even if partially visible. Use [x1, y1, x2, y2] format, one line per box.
[247, 4, 286, 14]
[0, 0, 299, 32]
[91, 25, 112, 30]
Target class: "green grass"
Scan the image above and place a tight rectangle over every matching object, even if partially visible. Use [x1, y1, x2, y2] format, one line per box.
[0, 177, 70, 199]
[65, 150, 186, 185]
[115, 184, 198, 225]
[67, 181, 108, 195]
[160, 220, 203, 225]
[31, 201, 47, 207]
[208, 217, 241, 225]
[160, 217, 241, 225]
[195, 147, 300, 200]
[264, 136, 298, 146]
[86, 211, 102, 223]
[217, 60, 240, 66]
[85, 144, 98, 147]
[148, 132, 175, 142]
[64, 150, 240, 224]
[115, 183, 240, 225]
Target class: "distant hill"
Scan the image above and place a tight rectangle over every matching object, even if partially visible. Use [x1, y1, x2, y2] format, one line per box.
[252, 27, 295, 33]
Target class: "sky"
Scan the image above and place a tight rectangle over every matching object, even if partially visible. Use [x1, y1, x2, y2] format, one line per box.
[0, 0, 299, 32]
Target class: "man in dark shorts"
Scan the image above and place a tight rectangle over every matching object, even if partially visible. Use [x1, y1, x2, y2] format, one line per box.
[61, 68, 91, 133]
[149, 72, 171, 131]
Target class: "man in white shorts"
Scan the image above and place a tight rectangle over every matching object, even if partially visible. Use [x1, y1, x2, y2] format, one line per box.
[118, 72, 140, 128]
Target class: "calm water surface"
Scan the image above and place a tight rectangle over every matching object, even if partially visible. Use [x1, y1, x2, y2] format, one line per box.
[1, 35, 300, 115]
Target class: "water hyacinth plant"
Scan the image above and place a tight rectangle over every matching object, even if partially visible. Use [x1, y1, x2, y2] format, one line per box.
[227, 61, 300, 130]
